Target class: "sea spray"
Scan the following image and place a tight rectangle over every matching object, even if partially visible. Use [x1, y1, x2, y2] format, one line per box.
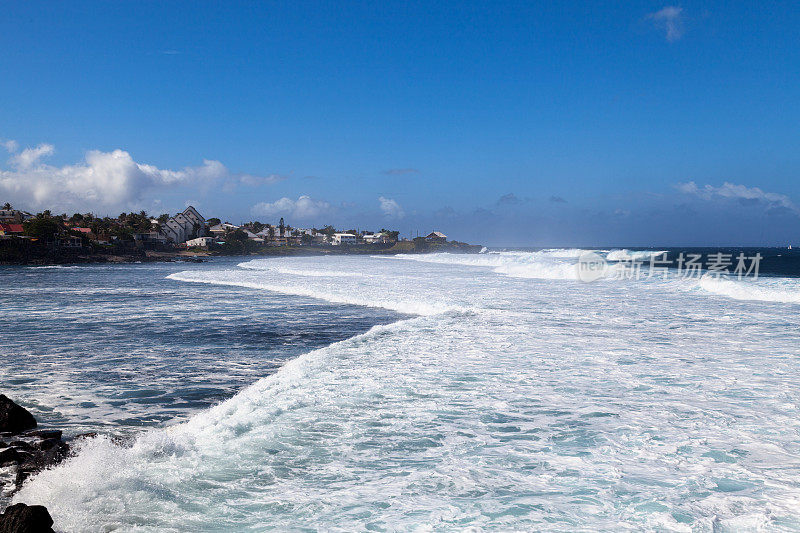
[11, 253, 800, 530]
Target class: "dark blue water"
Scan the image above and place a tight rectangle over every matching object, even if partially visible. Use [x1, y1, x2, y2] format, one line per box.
[493, 247, 800, 278]
[0, 257, 402, 436]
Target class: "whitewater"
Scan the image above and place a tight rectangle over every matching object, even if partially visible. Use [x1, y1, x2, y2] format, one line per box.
[12, 250, 800, 531]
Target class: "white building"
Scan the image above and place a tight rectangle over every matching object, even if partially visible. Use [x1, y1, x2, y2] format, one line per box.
[255, 226, 274, 239]
[331, 233, 357, 245]
[243, 229, 264, 243]
[0, 209, 32, 223]
[209, 222, 239, 236]
[186, 236, 214, 248]
[161, 206, 206, 243]
[362, 232, 387, 244]
[425, 231, 447, 243]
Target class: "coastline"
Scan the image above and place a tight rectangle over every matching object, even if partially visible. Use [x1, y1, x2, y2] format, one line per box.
[0, 260, 411, 530]
[0, 241, 483, 266]
[5, 249, 800, 528]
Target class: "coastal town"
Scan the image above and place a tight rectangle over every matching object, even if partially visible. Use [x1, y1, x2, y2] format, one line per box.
[0, 203, 478, 264]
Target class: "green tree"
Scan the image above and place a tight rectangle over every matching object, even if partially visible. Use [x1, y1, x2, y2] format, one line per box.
[229, 229, 249, 242]
[380, 229, 400, 241]
[24, 216, 61, 241]
[206, 217, 221, 227]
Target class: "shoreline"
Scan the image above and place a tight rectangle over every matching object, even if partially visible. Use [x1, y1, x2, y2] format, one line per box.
[0, 264, 414, 529]
[0, 241, 483, 266]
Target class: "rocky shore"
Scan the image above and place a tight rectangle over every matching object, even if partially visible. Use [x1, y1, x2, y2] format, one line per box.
[0, 394, 74, 532]
[0, 246, 208, 266]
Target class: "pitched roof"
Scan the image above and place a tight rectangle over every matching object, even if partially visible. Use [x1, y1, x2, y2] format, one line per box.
[0, 223, 24, 233]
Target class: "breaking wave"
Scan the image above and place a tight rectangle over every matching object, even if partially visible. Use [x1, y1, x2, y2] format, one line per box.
[388, 250, 590, 280]
[697, 274, 800, 304]
[13, 251, 800, 530]
[606, 249, 669, 261]
[238, 263, 366, 278]
[166, 269, 460, 316]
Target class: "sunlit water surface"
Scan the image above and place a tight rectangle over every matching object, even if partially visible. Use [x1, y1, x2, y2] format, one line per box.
[4, 250, 800, 531]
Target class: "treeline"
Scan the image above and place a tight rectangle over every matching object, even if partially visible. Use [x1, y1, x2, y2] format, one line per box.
[19, 209, 168, 242]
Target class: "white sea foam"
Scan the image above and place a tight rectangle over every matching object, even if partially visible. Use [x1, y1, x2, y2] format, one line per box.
[238, 262, 366, 278]
[14, 252, 800, 530]
[388, 250, 591, 280]
[26, 265, 81, 270]
[606, 249, 669, 261]
[697, 274, 800, 304]
[166, 269, 459, 316]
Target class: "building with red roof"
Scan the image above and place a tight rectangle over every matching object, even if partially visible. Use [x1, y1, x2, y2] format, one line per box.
[0, 223, 24, 235]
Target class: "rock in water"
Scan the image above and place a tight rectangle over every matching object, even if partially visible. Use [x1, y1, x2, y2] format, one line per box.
[0, 396, 36, 434]
[0, 503, 54, 533]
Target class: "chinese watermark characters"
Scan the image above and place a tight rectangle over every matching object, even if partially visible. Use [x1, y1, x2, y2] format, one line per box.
[576, 251, 762, 282]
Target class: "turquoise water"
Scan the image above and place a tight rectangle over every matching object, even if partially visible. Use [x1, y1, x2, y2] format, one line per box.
[5, 250, 800, 531]
[0, 258, 402, 435]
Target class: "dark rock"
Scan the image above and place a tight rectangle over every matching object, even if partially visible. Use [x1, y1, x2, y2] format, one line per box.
[0, 448, 21, 466]
[0, 503, 54, 533]
[14, 469, 30, 487]
[37, 439, 61, 451]
[14, 439, 71, 485]
[5, 432, 72, 492]
[0, 396, 36, 434]
[24, 430, 62, 440]
[73, 432, 97, 440]
[9, 441, 32, 451]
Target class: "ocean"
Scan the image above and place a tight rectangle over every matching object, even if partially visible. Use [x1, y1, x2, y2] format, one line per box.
[3, 249, 800, 531]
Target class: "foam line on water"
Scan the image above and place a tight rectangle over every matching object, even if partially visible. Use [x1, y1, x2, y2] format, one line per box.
[238, 263, 367, 278]
[13, 318, 424, 531]
[384, 251, 586, 280]
[696, 274, 800, 304]
[11, 252, 800, 530]
[606, 249, 669, 261]
[166, 270, 464, 316]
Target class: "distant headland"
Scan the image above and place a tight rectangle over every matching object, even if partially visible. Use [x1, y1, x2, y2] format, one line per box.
[0, 204, 481, 265]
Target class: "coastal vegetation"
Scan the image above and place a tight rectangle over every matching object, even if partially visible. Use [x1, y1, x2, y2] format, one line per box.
[0, 203, 481, 265]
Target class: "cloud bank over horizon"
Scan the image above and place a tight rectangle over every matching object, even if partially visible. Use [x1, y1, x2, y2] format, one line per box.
[0, 139, 282, 215]
[4, 139, 800, 246]
[251, 195, 333, 220]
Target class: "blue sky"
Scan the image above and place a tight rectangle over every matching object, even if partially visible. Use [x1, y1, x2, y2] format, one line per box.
[1, 1, 799, 246]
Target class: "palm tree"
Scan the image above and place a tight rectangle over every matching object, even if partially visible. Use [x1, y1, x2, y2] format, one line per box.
[2, 203, 11, 210]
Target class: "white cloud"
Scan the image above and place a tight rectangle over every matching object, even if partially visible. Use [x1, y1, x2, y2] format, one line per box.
[10, 143, 55, 169]
[677, 181, 798, 212]
[0, 139, 282, 213]
[2, 140, 19, 153]
[251, 195, 332, 220]
[379, 196, 405, 218]
[648, 6, 684, 42]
